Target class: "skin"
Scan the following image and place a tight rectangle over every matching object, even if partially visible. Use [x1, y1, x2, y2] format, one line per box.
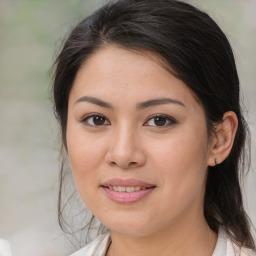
[66, 46, 237, 256]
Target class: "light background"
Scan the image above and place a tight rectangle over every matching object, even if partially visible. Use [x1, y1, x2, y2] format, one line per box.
[0, 0, 255, 255]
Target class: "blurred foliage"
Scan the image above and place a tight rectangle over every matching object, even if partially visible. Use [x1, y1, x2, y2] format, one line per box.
[0, 0, 255, 102]
[0, 0, 101, 102]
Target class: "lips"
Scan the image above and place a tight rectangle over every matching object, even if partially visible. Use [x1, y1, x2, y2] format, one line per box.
[101, 178, 156, 204]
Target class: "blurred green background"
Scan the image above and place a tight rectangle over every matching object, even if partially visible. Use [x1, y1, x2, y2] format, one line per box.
[0, 0, 255, 255]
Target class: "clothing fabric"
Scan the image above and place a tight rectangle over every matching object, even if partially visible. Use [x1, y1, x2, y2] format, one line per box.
[71, 233, 111, 256]
[70, 227, 256, 256]
[0, 239, 12, 256]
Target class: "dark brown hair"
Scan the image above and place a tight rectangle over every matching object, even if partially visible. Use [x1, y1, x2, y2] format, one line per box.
[53, 0, 255, 249]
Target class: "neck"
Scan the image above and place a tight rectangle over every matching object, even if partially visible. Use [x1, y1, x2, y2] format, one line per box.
[107, 215, 217, 256]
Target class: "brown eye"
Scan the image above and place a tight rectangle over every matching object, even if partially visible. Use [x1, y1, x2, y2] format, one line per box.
[154, 117, 166, 126]
[144, 114, 176, 127]
[82, 114, 110, 126]
[93, 116, 106, 125]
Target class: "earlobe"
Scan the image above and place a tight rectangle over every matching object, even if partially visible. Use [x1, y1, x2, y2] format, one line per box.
[208, 111, 238, 166]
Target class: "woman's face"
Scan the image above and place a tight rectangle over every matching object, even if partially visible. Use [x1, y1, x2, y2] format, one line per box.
[67, 46, 213, 237]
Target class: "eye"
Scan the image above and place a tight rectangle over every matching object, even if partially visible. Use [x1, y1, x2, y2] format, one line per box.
[81, 114, 110, 126]
[144, 114, 176, 127]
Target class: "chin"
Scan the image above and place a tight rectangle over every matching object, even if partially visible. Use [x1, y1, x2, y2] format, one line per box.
[101, 216, 159, 237]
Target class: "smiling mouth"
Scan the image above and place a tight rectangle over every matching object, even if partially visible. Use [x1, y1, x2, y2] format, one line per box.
[101, 183, 156, 203]
[103, 185, 154, 192]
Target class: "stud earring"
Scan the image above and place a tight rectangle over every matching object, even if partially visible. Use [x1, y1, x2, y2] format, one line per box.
[214, 158, 218, 166]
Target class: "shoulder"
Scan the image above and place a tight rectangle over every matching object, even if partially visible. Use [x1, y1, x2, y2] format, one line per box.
[0, 239, 12, 256]
[213, 227, 256, 256]
[227, 236, 256, 256]
[70, 233, 111, 256]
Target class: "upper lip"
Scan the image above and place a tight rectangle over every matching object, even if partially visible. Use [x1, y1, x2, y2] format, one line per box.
[101, 178, 156, 188]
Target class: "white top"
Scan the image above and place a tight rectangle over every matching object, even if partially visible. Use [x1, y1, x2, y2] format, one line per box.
[0, 239, 12, 256]
[70, 227, 256, 256]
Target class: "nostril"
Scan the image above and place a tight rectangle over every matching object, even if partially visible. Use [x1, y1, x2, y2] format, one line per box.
[129, 162, 137, 166]
[109, 161, 138, 168]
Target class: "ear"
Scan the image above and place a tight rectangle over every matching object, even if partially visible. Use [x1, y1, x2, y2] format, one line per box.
[208, 111, 238, 166]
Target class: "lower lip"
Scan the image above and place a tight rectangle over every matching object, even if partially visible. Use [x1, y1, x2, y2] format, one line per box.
[102, 187, 155, 204]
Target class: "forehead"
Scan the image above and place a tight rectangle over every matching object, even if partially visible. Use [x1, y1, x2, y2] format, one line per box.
[69, 46, 200, 109]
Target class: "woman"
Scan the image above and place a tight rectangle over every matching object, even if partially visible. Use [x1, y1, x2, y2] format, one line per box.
[52, 0, 256, 255]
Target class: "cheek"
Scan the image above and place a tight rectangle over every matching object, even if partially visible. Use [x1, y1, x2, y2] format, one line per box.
[66, 137, 104, 214]
[149, 128, 209, 200]
[66, 123, 106, 193]
[151, 129, 208, 170]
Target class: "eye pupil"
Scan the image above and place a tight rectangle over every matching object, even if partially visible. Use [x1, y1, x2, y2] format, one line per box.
[154, 117, 166, 126]
[93, 116, 105, 125]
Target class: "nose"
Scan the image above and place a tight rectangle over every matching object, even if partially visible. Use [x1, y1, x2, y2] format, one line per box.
[104, 124, 146, 169]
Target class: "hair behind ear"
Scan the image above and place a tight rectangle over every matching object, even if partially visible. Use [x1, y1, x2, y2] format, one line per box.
[205, 111, 254, 248]
[208, 111, 238, 167]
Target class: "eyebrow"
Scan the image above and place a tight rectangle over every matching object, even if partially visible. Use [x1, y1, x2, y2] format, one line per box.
[136, 98, 185, 109]
[75, 96, 113, 109]
[74, 96, 185, 109]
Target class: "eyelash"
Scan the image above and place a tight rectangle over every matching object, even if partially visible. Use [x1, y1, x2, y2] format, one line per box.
[143, 114, 177, 128]
[81, 113, 110, 126]
[81, 113, 177, 128]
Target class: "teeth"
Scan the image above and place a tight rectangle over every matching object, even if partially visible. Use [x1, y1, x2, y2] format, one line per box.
[119, 186, 126, 192]
[125, 187, 134, 192]
[108, 186, 147, 192]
